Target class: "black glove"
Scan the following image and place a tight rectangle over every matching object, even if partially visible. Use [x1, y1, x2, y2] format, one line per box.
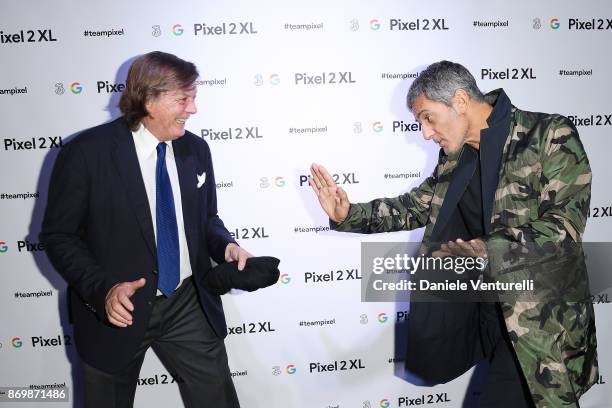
[204, 256, 280, 295]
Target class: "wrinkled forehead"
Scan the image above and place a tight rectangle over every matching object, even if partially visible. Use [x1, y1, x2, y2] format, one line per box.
[411, 95, 445, 118]
[410, 94, 430, 110]
[162, 84, 197, 97]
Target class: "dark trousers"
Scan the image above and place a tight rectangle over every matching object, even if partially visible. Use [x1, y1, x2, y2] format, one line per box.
[405, 301, 535, 408]
[469, 303, 536, 408]
[82, 277, 239, 408]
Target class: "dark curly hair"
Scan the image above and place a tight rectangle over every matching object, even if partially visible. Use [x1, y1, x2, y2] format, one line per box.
[119, 51, 198, 131]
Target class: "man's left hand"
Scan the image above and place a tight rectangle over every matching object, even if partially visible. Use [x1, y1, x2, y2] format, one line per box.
[225, 243, 253, 271]
[433, 238, 487, 259]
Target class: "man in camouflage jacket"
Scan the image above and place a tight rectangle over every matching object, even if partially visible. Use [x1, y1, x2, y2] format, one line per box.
[309, 61, 597, 407]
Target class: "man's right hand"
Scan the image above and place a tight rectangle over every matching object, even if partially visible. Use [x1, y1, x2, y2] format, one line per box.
[309, 163, 350, 224]
[105, 278, 146, 327]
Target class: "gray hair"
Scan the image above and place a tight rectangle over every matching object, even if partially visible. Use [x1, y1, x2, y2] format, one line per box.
[407, 61, 484, 111]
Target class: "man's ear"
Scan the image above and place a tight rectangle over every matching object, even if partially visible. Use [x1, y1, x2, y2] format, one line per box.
[144, 97, 153, 114]
[451, 89, 469, 115]
[144, 93, 160, 116]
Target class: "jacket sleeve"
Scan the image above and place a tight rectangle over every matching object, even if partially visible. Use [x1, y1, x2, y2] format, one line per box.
[202, 142, 236, 264]
[39, 142, 117, 321]
[331, 168, 438, 234]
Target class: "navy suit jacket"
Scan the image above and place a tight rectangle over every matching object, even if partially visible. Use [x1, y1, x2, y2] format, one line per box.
[40, 117, 235, 373]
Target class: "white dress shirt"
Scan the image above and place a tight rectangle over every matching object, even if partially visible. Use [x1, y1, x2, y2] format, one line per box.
[132, 124, 193, 292]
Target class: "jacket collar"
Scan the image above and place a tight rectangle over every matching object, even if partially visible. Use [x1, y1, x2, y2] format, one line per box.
[480, 89, 512, 234]
[430, 89, 513, 240]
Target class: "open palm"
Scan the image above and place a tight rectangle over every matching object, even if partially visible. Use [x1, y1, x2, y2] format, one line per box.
[309, 163, 350, 223]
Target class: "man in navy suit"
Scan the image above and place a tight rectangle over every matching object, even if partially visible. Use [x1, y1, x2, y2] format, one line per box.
[41, 51, 248, 407]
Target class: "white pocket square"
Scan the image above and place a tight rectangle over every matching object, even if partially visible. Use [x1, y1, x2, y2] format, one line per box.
[197, 172, 206, 188]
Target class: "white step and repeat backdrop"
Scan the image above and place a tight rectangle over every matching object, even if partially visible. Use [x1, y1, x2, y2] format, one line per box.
[1, 1, 611, 407]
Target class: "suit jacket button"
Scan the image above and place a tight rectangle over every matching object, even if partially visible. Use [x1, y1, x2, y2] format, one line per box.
[152, 270, 158, 275]
[148, 301, 153, 306]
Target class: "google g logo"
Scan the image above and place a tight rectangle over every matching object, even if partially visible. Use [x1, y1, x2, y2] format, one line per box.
[370, 19, 381, 31]
[274, 177, 285, 187]
[269, 74, 280, 85]
[172, 24, 184, 35]
[377, 312, 388, 323]
[70, 82, 83, 94]
[286, 364, 297, 374]
[11, 337, 23, 348]
[0, 242, 8, 253]
[372, 122, 383, 133]
[380, 399, 390, 408]
[550, 18, 560, 29]
[279, 274, 291, 284]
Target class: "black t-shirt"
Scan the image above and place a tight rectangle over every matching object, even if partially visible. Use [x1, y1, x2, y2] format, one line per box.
[458, 146, 485, 239]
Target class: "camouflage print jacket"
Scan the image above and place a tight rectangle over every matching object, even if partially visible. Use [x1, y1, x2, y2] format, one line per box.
[333, 89, 598, 407]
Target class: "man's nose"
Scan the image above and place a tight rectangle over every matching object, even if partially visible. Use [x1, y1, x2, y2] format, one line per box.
[186, 99, 197, 115]
[421, 124, 435, 140]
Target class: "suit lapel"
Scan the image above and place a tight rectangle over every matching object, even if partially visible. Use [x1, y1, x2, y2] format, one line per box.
[481, 91, 513, 234]
[172, 137, 199, 271]
[111, 120, 156, 258]
[430, 147, 478, 242]
[481, 131, 507, 235]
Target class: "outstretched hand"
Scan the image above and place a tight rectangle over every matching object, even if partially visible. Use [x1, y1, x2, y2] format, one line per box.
[309, 163, 350, 223]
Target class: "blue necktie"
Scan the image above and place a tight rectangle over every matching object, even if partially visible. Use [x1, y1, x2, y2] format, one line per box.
[156, 142, 180, 297]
